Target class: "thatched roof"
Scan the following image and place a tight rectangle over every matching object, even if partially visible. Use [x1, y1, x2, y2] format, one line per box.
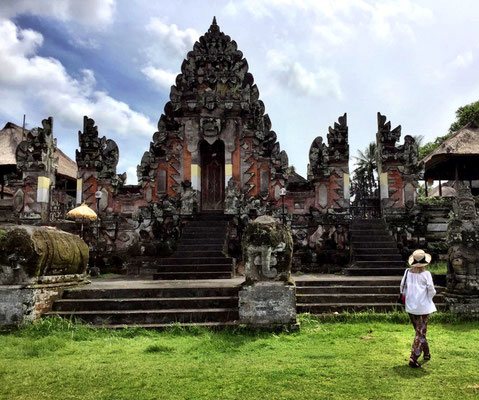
[0, 122, 24, 166]
[0, 122, 77, 180]
[55, 148, 78, 180]
[422, 122, 479, 180]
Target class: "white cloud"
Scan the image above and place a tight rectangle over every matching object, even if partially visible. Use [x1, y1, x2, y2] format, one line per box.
[267, 50, 342, 99]
[126, 166, 138, 185]
[0, 0, 116, 26]
[452, 51, 474, 68]
[0, 19, 154, 139]
[224, 0, 433, 43]
[433, 51, 475, 80]
[142, 66, 176, 91]
[146, 18, 199, 59]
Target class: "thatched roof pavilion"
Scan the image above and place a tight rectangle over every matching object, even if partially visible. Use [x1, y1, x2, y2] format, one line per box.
[422, 121, 479, 181]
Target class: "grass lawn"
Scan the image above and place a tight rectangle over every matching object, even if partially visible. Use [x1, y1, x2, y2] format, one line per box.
[1, 313, 479, 400]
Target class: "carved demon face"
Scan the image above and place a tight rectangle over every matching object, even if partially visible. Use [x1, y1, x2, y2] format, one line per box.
[458, 199, 477, 220]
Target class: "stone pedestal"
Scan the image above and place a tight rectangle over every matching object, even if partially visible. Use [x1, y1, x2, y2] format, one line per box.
[0, 282, 82, 327]
[443, 292, 479, 314]
[239, 282, 297, 329]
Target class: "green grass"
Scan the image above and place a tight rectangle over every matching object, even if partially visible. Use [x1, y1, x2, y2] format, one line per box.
[428, 262, 447, 275]
[1, 314, 479, 400]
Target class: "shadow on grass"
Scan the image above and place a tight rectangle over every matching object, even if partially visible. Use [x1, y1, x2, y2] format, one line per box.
[392, 364, 429, 378]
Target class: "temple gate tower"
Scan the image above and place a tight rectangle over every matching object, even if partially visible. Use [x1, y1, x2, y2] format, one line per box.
[137, 17, 287, 212]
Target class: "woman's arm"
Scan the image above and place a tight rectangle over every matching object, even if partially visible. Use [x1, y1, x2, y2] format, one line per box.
[400, 269, 408, 294]
[426, 271, 436, 299]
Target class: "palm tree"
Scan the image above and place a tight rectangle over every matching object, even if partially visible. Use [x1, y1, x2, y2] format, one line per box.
[352, 142, 377, 199]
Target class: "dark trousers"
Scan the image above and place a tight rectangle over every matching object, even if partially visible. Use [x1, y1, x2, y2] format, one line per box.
[408, 313, 430, 361]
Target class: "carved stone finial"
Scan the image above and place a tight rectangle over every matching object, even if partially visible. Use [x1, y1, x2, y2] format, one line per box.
[76, 115, 121, 183]
[327, 113, 349, 162]
[15, 116, 58, 174]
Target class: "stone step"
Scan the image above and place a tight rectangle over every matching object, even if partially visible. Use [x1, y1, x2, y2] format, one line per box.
[153, 271, 233, 280]
[176, 244, 225, 252]
[182, 227, 227, 234]
[355, 260, 405, 267]
[52, 296, 238, 311]
[63, 287, 239, 300]
[194, 213, 229, 221]
[151, 264, 234, 273]
[171, 251, 226, 258]
[295, 278, 402, 287]
[45, 308, 239, 325]
[350, 235, 394, 242]
[353, 248, 401, 255]
[182, 232, 226, 240]
[345, 267, 406, 276]
[297, 293, 445, 304]
[297, 285, 402, 295]
[354, 254, 403, 261]
[297, 303, 446, 314]
[180, 238, 225, 245]
[351, 242, 398, 249]
[89, 321, 240, 330]
[350, 228, 390, 234]
[157, 257, 233, 266]
[186, 221, 229, 228]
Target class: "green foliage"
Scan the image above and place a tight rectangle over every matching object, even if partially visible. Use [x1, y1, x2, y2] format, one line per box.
[449, 101, 479, 133]
[417, 195, 453, 207]
[428, 262, 447, 275]
[2, 316, 479, 400]
[419, 100, 479, 160]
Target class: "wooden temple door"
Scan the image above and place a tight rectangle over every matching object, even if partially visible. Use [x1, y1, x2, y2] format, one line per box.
[200, 140, 225, 211]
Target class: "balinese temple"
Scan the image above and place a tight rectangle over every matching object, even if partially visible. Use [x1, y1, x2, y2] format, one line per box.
[136, 17, 288, 211]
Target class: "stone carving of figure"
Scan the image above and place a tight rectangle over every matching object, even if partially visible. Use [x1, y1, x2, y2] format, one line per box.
[242, 215, 293, 283]
[225, 178, 240, 215]
[180, 180, 197, 215]
[446, 182, 479, 294]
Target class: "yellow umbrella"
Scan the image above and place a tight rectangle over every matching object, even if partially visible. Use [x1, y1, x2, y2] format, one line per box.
[67, 203, 97, 239]
[67, 203, 98, 220]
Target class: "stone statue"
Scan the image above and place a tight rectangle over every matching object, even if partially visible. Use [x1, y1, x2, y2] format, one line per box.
[242, 215, 293, 283]
[225, 178, 240, 215]
[446, 182, 479, 294]
[239, 215, 296, 328]
[180, 180, 197, 215]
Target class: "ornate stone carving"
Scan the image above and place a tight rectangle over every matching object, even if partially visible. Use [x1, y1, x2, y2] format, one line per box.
[225, 178, 241, 215]
[327, 113, 349, 162]
[16, 117, 58, 175]
[180, 180, 197, 215]
[377, 112, 402, 162]
[242, 215, 293, 283]
[308, 137, 329, 180]
[446, 182, 479, 294]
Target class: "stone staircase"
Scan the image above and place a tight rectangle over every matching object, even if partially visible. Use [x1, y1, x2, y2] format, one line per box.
[0, 198, 13, 222]
[128, 212, 234, 280]
[296, 277, 445, 313]
[46, 283, 239, 329]
[345, 218, 406, 276]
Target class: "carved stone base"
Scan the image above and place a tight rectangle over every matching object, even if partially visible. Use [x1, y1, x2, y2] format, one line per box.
[443, 292, 479, 314]
[239, 282, 297, 328]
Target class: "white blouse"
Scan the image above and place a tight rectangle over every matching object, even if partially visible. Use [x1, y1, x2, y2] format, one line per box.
[400, 269, 437, 315]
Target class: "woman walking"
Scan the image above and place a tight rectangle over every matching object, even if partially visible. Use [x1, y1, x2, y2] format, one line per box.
[400, 249, 437, 368]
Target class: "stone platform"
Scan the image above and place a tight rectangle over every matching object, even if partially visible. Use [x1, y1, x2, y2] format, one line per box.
[36, 274, 447, 329]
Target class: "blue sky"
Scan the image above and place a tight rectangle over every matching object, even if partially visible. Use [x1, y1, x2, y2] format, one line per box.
[1, 0, 478, 183]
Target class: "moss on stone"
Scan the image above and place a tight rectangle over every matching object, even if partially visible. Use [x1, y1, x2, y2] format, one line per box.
[1, 226, 89, 279]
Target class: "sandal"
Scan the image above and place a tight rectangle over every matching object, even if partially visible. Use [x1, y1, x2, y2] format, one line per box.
[423, 354, 431, 361]
[409, 358, 421, 368]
